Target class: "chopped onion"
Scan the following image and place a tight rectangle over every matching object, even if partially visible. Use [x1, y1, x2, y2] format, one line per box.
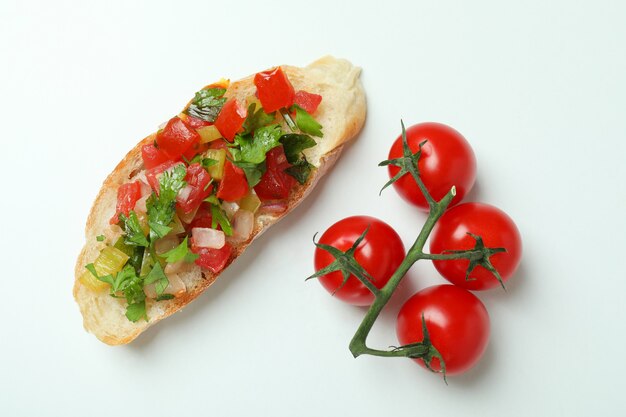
[144, 272, 186, 299]
[192, 227, 225, 249]
[134, 193, 150, 213]
[177, 204, 199, 224]
[177, 185, 193, 202]
[165, 261, 185, 275]
[229, 209, 254, 242]
[261, 201, 288, 214]
[155, 236, 180, 255]
[221, 201, 239, 218]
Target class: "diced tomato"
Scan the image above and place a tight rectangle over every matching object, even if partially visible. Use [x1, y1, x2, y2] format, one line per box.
[186, 116, 213, 129]
[145, 161, 183, 193]
[188, 203, 213, 230]
[214, 98, 247, 142]
[191, 239, 233, 274]
[156, 117, 200, 160]
[141, 143, 170, 169]
[254, 67, 295, 113]
[254, 146, 296, 200]
[110, 181, 142, 224]
[176, 163, 213, 214]
[182, 141, 209, 163]
[216, 160, 249, 201]
[294, 90, 322, 114]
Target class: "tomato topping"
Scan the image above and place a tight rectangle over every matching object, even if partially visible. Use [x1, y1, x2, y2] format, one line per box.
[141, 143, 170, 169]
[214, 98, 247, 142]
[254, 67, 295, 113]
[191, 239, 233, 274]
[186, 115, 213, 129]
[110, 181, 142, 224]
[254, 147, 295, 200]
[156, 117, 200, 160]
[294, 90, 322, 114]
[182, 141, 209, 163]
[176, 163, 213, 214]
[188, 203, 213, 230]
[145, 161, 182, 193]
[216, 161, 248, 202]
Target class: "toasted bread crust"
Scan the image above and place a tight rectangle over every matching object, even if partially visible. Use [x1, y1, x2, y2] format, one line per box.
[74, 56, 366, 345]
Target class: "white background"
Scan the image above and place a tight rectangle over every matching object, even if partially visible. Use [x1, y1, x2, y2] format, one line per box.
[1, 0, 625, 416]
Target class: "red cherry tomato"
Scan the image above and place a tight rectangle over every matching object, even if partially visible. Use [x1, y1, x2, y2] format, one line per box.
[216, 160, 248, 202]
[254, 67, 295, 113]
[254, 146, 295, 200]
[396, 285, 490, 375]
[294, 90, 322, 114]
[190, 239, 233, 274]
[141, 143, 170, 169]
[214, 98, 247, 142]
[176, 163, 213, 214]
[110, 181, 142, 224]
[430, 202, 522, 290]
[156, 117, 200, 160]
[313, 216, 405, 306]
[387, 122, 476, 211]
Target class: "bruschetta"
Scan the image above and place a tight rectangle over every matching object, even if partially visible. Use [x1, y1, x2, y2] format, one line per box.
[74, 55, 366, 345]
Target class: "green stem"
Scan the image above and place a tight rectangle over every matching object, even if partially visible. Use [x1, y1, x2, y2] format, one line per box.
[349, 186, 456, 358]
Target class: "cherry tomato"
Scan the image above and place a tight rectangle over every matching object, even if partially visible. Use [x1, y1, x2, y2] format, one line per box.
[110, 181, 142, 224]
[387, 122, 476, 211]
[156, 116, 200, 160]
[216, 160, 248, 202]
[396, 284, 490, 375]
[254, 146, 295, 200]
[214, 97, 247, 142]
[313, 216, 405, 306]
[254, 67, 295, 113]
[141, 143, 170, 169]
[191, 239, 233, 274]
[430, 202, 522, 290]
[294, 90, 322, 114]
[176, 163, 213, 214]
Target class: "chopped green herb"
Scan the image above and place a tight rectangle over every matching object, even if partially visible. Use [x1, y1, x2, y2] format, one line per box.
[96, 235, 105, 242]
[243, 103, 276, 134]
[201, 158, 218, 170]
[185, 87, 227, 123]
[119, 211, 149, 247]
[86, 263, 115, 287]
[232, 159, 266, 187]
[146, 165, 187, 240]
[159, 236, 199, 263]
[156, 294, 175, 301]
[144, 262, 169, 296]
[293, 105, 323, 137]
[211, 203, 233, 236]
[280, 134, 317, 184]
[125, 301, 147, 322]
[232, 124, 283, 164]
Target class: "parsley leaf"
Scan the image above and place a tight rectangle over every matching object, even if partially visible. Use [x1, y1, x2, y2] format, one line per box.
[201, 158, 218, 170]
[233, 125, 283, 164]
[159, 236, 199, 263]
[231, 159, 266, 187]
[280, 134, 317, 184]
[203, 196, 234, 236]
[146, 165, 187, 241]
[86, 264, 115, 287]
[156, 294, 175, 301]
[280, 134, 317, 164]
[96, 235, 105, 242]
[243, 103, 275, 134]
[293, 105, 323, 137]
[125, 301, 147, 322]
[144, 262, 169, 296]
[185, 87, 227, 123]
[119, 211, 149, 247]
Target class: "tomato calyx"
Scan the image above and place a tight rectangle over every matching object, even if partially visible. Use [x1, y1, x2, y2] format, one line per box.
[442, 232, 508, 290]
[379, 121, 438, 209]
[390, 314, 447, 383]
[306, 227, 379, 296]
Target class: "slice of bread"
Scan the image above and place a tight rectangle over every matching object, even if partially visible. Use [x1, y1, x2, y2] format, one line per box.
[74, 56, 366, 345]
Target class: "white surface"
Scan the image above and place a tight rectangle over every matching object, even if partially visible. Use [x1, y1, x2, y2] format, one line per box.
[1, 0, 625, 415]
